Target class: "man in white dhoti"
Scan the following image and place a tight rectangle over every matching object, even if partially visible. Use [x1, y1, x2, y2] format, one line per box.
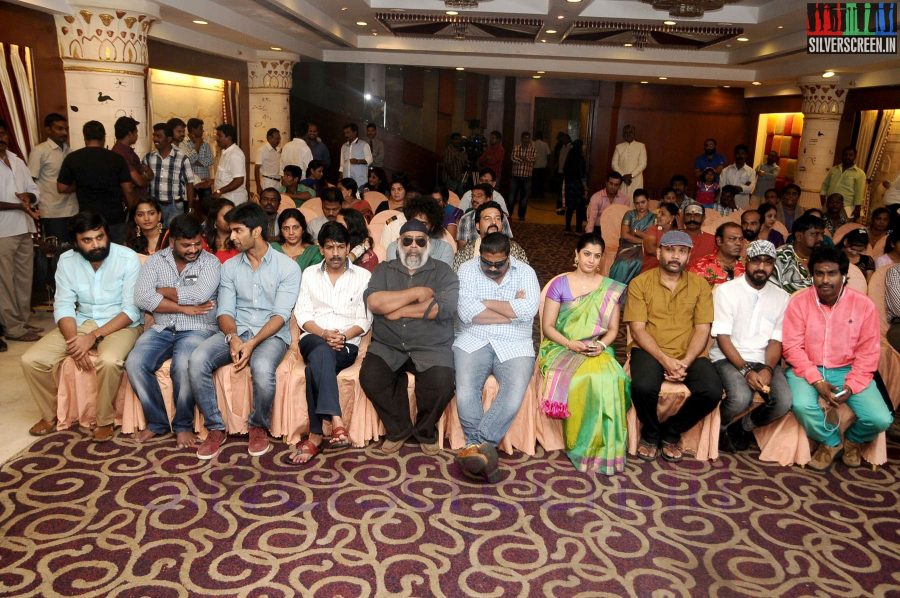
[611, 125, 647, 202]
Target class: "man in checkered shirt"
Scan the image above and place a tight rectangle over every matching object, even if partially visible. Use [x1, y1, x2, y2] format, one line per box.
[143, 122, 194, 226]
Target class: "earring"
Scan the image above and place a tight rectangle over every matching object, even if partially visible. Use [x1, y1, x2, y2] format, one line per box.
[157, 222, 163, 233]
[135, 226, 142, 237]
[574, 257, 580, 267]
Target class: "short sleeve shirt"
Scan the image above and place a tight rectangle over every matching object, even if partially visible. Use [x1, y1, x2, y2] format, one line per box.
[57, 147, 131, 224]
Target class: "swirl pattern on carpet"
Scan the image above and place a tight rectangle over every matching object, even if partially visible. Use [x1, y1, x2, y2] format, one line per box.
[1, 431, 899, 597]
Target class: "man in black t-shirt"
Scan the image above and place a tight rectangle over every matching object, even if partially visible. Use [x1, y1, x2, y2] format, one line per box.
[57, 121, 134, 243]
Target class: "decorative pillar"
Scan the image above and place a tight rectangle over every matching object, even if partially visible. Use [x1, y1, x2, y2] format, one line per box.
[248, 58, 293, 195]
[795, 76, 848, 212]
[55, 2, 159, 154]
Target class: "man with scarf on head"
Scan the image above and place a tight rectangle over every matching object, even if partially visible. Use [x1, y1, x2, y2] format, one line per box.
[21, 212, 142, 441]
[359, 219, 459, 455]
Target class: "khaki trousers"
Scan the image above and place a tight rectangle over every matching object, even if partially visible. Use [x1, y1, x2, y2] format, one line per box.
[21, 321, 142, 426]
[0, 233, 34, 337]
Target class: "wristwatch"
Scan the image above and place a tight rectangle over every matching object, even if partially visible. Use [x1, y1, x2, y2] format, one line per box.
[225, 333, 236, 343]
[94, 333, 105, 345]
[739, 364, 753, 377]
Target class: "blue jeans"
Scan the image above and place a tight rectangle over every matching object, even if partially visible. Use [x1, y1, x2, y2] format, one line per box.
[188, 331, 288, 431]
[787, 365, 892, 447]
[715, 360, 792, 429]
[160, 201, 185, 227]
[453, 345, 535, 446]
[125, 327, 214, 434]
[508, 176, 532, 218]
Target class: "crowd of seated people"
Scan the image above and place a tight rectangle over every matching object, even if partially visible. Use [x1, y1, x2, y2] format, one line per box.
[4, 110, 900, 481]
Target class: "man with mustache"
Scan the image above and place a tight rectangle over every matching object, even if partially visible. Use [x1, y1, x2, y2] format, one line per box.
[453, 232, 539, 482]
[783, 245, 891, 471]
[711, 240, 792, 453]
[689, 222, 745, 286]
[680, 202, 717, 270]
[456, 183, 514, 249]
[625, 230, 723, 463]
[21, 212, 142, 441]
[290, 221, 373, 465]
[693, 137, 727, 183]
[771, 214, 825, 294]
[360, 219, 459, 455]
[125, 214, 221, 448]
[452, 201, 528, 272]
[741, 209, 761, 242]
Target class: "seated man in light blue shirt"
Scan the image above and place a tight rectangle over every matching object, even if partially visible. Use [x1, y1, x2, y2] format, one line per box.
[21, 212, 142, 442]
[453, 232, 539, 482]
[125, 214, 221, 449]
[190, 203, 301, 461]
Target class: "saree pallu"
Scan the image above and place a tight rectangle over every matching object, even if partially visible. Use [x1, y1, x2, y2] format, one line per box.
[609, 210, 656, 285]
[538, 278, 630, 474]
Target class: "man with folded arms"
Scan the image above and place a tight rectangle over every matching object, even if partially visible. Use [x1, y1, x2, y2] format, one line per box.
[712, 240, 792, 453]
[290, 221, 372, 465]
[360, 220, 459, 455]
[21, 212, 142, 441]
[625, 230, 723, 462]
[125, 214, 220, 448]
[190, 203, 300, 460]
[454, 232, 539, 482]
[782, 245, 891, 471]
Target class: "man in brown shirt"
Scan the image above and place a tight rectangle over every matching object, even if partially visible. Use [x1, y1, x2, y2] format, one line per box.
[624, 230, 723, 462]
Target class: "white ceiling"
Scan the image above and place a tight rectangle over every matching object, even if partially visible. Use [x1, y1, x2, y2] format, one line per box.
[19, 0, 900, 94]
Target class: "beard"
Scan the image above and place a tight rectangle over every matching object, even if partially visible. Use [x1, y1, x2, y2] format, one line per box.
[75, 243, 111, 263]
[743, 228, 759, 241]
[398, 246, 429, 270]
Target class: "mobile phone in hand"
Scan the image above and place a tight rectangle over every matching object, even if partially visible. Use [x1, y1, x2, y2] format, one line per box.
[833, 388, 850, 400]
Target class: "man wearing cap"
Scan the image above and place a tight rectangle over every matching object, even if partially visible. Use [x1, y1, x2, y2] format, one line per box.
[772, 214, 826, 294]
[782, 245, 891, 470]
[680, 202, 717, 270]
[453, 232, 539, 482]
[711, 240, 792, 453]
[625, 230, 723, 462]
[359, 219, 459, 455]
[690, 222, 746, 286]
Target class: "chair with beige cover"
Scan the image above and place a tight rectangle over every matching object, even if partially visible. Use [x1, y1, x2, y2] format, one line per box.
[846, 263, 868, 294]
[597, 204, 630, 276]
[299, 197, 323, 223]
[448, 190, 460, 207]
[364, 191, 387, 214]
[367, 209, 403, 252]
[832, 222, 861, 246]
[868, 265, 900, 410]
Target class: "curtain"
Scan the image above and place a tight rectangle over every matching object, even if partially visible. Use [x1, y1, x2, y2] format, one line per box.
[857, 109, 895, 221]
[223, 80, 240, 135]
[0, 43, 38, 159]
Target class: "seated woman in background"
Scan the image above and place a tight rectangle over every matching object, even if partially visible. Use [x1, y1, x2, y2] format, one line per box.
[297, 160, 326, 199]
[839, 227, 876, 281]
[359, 166, 389, 198]
[203, 198, 238, 263]
[376, 173, 409, 214]
[758, 203, 785, 248]
[641, 201, 678, 273]
[337, 207, 379, 273]
[338, 177, 373, 222]
[538, 233, 630, 475]
[271, 208, 323, 271]
[875, 227, 900, 268]
[385, 195, 455, 265]
[432, 185, 463, 239]
[125, 199, 168, 256]
[867, 207, 891, 256]
[609, 189, 656, 284]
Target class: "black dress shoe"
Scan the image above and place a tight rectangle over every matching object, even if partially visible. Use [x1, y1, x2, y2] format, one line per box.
[0, 337, 7, 352]
[719, 422, 750, 453]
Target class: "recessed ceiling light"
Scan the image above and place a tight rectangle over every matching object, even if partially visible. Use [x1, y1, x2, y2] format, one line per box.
[640, 80, 648, 84]
[455, 67, 465, 71]
[540, 38, 547, 42]
[537, 70, 545, 74]
[372, 32, 378, 36]
[557, 15, 565, 19]
[341, 7, 348, 11]
[356, 21, 368, 26]
[777, 25, 783, 29]
[723, 85, 730, 88]
[566, 0, 583, 3]
[364, 93, 372, 100]
[737, 36, 749, 42]
[752, 81, 762, 85]
[623, 42, 633, 47]
[725, 44, 732, 48]
[546, 29, 557, 33]
[663, 20, 676, 26]
[192, 19, 208, 25]
[658, 76, 667, 80]
[446, 10, 458, 15]
[532, 75, 542, 79]
[822, 70, 835, 78]
[270, 46, 282, 51]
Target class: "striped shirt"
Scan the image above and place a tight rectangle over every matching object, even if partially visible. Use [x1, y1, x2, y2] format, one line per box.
[180, 140, 214, 180]
[886, 264, 900, 324]
[510, 143, 536, 178]
[456, 210, 514, 244]
[134, 246, 221, 332]
[454, 257, 540, 361]
[293, 260, 373, 346]
[143, 146, 194, 204]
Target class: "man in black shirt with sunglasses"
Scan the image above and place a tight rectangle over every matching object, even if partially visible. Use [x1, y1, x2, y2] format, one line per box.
[360, 219, 459, 455]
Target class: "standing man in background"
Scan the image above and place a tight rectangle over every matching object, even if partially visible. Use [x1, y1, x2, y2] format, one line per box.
[28, 113, 77, 243]
[366, 123, 384, 169]
[611, 125, 647, 202]
[339, 123, 372, 188]
[478, 131, 505, 186]
[254, 127, 281, 200]
[180, 118, 215, 213]
[508, 132, 536, 221]
[212, 124, 247, 205]
[531, 132, 550, 200]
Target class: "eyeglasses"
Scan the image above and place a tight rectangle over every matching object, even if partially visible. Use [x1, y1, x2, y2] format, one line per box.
[401, 236, 427, 247]
[480, 256, 508, 269]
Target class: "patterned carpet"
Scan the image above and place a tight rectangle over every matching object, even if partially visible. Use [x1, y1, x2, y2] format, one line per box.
[2, 221, 899, 596]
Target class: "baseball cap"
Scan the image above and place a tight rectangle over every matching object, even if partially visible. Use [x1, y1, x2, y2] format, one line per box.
[659, 230, 694, 248]
[746, 240, 777, 260]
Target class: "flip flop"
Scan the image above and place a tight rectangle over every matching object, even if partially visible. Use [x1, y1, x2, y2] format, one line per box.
[291, 439, 320, 465]
[661, 441, 684, 463]
[637, 439, 658, 462]
[329, 426, 350, 448]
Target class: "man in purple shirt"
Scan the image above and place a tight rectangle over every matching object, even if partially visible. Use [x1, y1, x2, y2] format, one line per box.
[111, 117, 151, 201]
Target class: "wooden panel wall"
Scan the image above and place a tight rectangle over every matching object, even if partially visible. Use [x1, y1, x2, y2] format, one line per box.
[438, 71, 455, 116]
[403, 67, 424, 107]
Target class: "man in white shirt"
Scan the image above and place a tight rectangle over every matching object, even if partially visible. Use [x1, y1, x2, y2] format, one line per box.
[280, 126, 313, 175]
[719, 144, 757, 210]
[254, 127, 281, 199]
[0, 118, 41, 348]
[339, 123, 372, 188]
[28, 113, 77, 242]
[366, 123, 385, 168]
[212, 123, 248, 205]
[881, 172, 900, 207]
[711, 240, 792, 453]
[290, 221, 373, 465]
[458, 168, 507, 213]
[531, 132, 551, 199]
[611, 124, 648, 202]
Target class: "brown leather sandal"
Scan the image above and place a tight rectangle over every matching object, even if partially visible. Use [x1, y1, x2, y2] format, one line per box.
[291, 439, 320, 465]
[329, 426, 350, 448]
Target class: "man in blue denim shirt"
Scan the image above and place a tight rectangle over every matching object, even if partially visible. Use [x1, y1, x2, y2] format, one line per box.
[21, 212, 142, 441]
[190, 203, 300, 460]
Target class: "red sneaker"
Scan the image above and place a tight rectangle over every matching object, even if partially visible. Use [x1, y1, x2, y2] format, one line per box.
[197, 430, 226, 460]
[248, 426, 271, 457]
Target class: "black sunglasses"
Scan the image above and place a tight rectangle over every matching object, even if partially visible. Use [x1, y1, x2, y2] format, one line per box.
[480, 256, 508, 269]
[401, 236, 427, 247]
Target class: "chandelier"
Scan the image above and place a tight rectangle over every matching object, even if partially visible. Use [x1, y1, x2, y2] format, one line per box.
[641, 0, 735, 18]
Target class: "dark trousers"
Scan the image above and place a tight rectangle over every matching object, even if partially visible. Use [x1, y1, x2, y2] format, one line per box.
[300, 334, 358, 435]
[563, 180, 586, 232]
[531, 167, 546, 198]
[40, 217, 70, 244]
[630, 348, 723, 445]
[508, 176, 532, 218]
[888, 322, 900, 354]
[359, 353, 455, 443]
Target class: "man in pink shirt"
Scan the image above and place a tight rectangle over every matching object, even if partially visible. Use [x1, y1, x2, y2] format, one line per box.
[584, 171, 628, 235]
[782, 245, 892, 471]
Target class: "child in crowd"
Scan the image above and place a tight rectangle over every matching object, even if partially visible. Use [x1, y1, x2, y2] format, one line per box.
[696, 167, 719, 207]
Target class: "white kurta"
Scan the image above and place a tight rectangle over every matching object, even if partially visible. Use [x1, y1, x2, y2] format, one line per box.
[611, 140, 647, 201]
